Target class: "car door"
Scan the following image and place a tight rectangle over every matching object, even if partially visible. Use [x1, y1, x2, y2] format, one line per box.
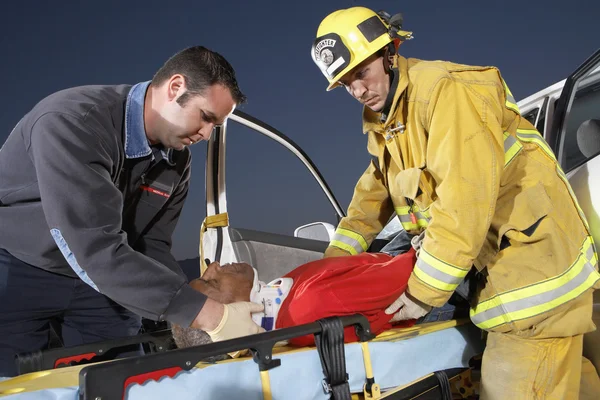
[200, 110, 346, 282]
[546, 48, 600, 372]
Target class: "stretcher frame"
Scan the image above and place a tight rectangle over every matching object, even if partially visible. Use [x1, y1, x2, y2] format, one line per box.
[15, 330, 174, 375]
[3, 316, 482, 400]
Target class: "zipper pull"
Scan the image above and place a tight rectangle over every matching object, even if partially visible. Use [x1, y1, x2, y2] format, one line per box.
[407, 198, 417, 225]
[410, 211, 417, 225]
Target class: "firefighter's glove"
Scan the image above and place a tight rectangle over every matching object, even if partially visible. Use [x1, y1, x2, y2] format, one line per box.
[410, 230, 426, 256]
[384, 292, 432, 322]
[206, 301, 266, 343]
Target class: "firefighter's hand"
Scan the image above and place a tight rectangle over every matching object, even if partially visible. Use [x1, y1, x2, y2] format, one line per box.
[206, 301, 266, 342]
[384, 292, 432, 322]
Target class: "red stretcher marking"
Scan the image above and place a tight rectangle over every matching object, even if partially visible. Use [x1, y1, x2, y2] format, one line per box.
[122, 366, 182, 399]
[54, 352, 97, 368]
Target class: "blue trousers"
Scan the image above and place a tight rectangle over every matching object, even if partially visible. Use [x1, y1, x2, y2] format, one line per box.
[0, 248, 142, 377]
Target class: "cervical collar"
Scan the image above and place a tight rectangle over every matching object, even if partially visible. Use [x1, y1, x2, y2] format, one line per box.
[249, 267, 293, 331]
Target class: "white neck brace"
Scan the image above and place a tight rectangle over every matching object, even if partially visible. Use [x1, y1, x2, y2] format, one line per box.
[248, 268, 293, 331]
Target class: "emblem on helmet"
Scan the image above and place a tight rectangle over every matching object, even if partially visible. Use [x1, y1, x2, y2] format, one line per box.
[314, 38, 336, 66]
[320, 48, 334, 66]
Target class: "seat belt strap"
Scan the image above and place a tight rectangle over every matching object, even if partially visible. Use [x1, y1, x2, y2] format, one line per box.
[199, 212, 229, 276]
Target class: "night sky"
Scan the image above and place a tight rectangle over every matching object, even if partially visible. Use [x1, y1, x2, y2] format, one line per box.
[1, 0, 598, 260]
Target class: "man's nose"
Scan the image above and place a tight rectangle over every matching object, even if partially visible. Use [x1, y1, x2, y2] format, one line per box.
[200, 122, 215, 138]
[349, 81, 367, 100]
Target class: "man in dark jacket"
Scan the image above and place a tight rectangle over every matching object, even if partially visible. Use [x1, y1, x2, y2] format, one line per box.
[0, 46, 263, 377]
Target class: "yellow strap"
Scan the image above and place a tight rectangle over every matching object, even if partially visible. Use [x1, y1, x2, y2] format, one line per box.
[260, 370, 273, 400]
[361, 342, 381, 399]
[361, 342, 374, 379]
[199, 212, 229, 276]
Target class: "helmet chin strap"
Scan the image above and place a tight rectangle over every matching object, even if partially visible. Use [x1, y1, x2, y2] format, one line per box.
[376, 9, 414, 120]
[380, 42, 400, 122]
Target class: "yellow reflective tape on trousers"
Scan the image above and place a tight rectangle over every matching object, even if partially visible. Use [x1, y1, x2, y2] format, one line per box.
[503, 131, 522, 167]
[330, 228, 368, 255]
[503, 80, 520, 115]
[395, 206, 430, 230]
[470, 236, 600, 330]
[413, 249, 470, 292]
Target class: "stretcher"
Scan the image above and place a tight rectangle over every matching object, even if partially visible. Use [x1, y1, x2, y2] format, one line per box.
[0, 316, 485, 400]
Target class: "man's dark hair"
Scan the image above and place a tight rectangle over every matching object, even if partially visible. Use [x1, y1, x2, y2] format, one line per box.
[151, 46, 247, 106]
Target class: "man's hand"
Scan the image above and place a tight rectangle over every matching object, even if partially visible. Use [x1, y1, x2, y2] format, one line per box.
[384, 292, 432, 322]
[192, 297, 226, 331]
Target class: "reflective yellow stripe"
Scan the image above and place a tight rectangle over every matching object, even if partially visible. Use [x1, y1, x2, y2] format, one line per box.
[503, 80, 520, 114]
[516, 128, 558, 162]
[330, 228, 368, 255]
[503, 131, 522, 167]
[396, 206, 430, 230]
[413, 249, 469, 292]
[470, 236, 600, 330]
[515, 128, 592, 233]
[556, 166, 592, 232]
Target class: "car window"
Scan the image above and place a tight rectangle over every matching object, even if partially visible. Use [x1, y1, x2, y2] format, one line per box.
[559, 72, 600, 172]
[224, 124, 339, 237]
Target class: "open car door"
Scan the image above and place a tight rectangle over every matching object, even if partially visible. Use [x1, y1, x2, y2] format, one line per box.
[201, 110, 346, 282]
[546, 48, 600, 373]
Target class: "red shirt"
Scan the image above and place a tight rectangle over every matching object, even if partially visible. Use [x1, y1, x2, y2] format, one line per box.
[276, 248, 417, 346]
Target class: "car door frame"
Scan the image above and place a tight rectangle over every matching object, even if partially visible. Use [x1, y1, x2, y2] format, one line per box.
[202, 109, 346, 265]
[545, 48, 600, 375]
[547, 48, 600, 170]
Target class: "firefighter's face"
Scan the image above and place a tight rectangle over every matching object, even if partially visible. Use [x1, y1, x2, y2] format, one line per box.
[148, 75, 236, 150]
[339, 54, 390, 112]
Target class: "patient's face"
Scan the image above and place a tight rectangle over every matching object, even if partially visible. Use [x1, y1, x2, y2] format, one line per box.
[172, 261, 255, 350]
[190, 261, 254, 303]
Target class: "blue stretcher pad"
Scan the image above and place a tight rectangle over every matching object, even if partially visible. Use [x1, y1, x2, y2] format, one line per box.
[0, 322, 484, 399]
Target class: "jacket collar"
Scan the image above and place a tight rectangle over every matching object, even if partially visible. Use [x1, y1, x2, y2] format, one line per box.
[362, 55, 409, 134]
[124, 81, 152, 159]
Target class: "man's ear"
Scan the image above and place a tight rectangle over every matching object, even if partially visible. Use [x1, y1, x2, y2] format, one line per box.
[167, 74, 186, 102]
[382, 46, 394, 72]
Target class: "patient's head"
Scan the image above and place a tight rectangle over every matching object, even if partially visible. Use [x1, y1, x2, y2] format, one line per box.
[189, 261, 255, 303]
[172, 261, 255, 351]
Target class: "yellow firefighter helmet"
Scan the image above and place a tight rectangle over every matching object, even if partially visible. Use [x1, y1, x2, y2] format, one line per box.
[311, 7, 413, 91]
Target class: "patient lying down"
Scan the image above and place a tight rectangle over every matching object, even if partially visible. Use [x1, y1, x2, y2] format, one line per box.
[172, 249, 419, 352]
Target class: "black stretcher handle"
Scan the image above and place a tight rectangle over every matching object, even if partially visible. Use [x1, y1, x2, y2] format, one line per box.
[16, 329, 174, 374]
[78, 314, 373, 400]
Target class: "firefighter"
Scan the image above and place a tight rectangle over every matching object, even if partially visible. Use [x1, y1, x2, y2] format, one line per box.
[310, 6, 600, 398]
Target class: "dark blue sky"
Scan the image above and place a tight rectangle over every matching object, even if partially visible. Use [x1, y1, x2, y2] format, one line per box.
[1, 0, 598, 260]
